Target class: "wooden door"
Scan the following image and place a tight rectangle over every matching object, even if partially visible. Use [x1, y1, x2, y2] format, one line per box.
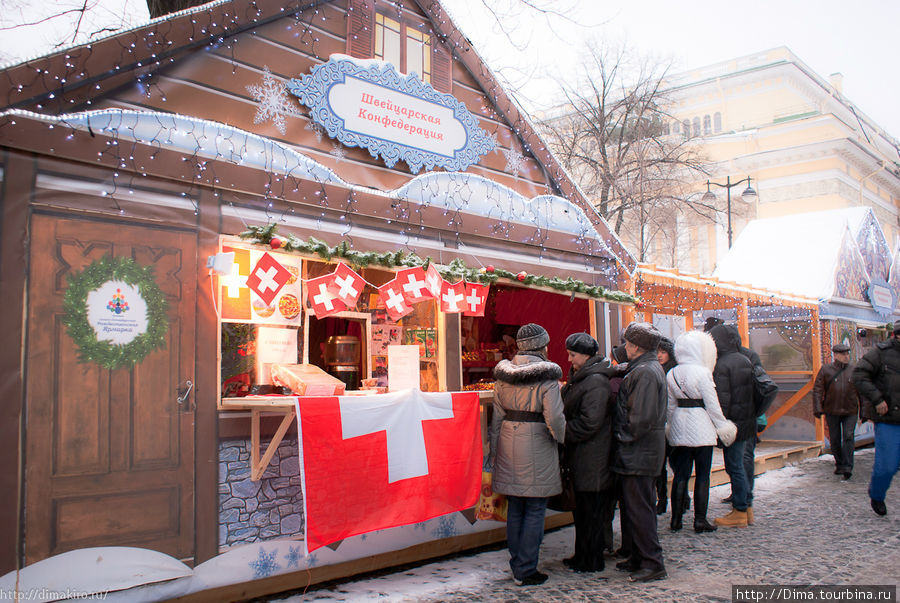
[25, 214, 196, 564]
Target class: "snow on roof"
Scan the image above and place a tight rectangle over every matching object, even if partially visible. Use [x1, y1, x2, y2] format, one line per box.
[713, 207, 875, 300]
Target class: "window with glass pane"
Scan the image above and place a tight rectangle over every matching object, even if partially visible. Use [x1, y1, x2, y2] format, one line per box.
[375, 13, 401, 68]
[406, 28, 431, 82]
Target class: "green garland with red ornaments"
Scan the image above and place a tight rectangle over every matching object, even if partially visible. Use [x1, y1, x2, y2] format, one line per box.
[239, 224, 639, 305]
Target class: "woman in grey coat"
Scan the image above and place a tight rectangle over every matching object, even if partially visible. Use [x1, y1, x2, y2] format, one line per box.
[490, 323, 566, 586]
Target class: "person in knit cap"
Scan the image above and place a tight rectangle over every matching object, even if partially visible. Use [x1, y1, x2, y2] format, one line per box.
[655, 337, 678, 515]
[612, 322, 668, 582]
[852, 320, 900, 516]
[560, 332, 616, 574]
[491, 323, 566, 585]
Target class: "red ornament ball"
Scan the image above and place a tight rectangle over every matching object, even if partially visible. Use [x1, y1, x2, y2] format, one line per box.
[516, 271, 527, 281]
[486, 265, 495, 273]
[270, 237, 283, 249]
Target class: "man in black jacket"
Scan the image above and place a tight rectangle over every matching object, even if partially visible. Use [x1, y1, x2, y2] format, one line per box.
[613, 322, 667, 582]
[852, 321, 900, 516]
[710, 324, 755, 527]
[814, 343, 860, 480]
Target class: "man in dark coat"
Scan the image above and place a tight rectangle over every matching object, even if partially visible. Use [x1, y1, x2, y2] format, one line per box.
[612, 322, 667, 582]
[814, 343, 860, 480]
[560, 333, 614, 574]
[852, 321, 900, 516]
[709, 324, 755, 527]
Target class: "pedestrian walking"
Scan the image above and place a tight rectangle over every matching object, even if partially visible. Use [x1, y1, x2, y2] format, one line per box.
[665, 330, 737, 533]
[490, 323, 566, 585]
[655, 337, 678, 516]
[814, 343, 861, 480]
[560, 333, 615, 574]
[709, 324, 756, 528]
[851, 321, 900, 516]
[612, 322, 668, 582]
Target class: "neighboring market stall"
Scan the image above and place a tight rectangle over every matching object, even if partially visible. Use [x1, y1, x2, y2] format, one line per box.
[634, 264, 824, 444]
[0, 0, 638, 600]
[714, 207, 900, 443]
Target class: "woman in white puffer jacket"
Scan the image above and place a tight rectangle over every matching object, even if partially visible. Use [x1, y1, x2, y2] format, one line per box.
[666, 330, 737, 533]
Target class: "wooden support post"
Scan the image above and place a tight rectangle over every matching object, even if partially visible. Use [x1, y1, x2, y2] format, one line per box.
[684, 312, 694, 331]
[250, 408, 297, 481]
[737, 298, 750, 348]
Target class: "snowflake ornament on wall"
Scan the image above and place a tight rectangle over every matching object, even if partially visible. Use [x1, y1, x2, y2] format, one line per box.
[503, 147, 525, 176]
[246, 66, 301, 135]
[249, 547, 281, 579]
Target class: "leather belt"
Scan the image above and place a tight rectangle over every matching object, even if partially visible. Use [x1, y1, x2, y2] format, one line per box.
[503, 409, 544, 422]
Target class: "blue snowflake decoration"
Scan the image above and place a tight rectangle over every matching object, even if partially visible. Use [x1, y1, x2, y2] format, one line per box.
[288, 56, 495, 173]
[306, 552, 320, 568]
[431, 514, 459, 539]
[284, 545, 302, 569]
[249, 547, 281, 579]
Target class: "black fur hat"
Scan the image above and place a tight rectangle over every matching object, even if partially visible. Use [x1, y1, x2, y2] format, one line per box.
[565, 332, 599, 356]
[624, 321, 661, 352]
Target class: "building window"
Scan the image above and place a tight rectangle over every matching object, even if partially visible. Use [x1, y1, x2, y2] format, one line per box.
[692, 117, 701, 137]
[703, 114, 711, 135]
[714, 112, 722, 132]
[682, 120, 690, 139]
[672, 121, 680, 135]
[375, 13, 431, 83]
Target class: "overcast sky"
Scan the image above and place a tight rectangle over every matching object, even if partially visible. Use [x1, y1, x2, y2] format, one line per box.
[1, 0, 898, 139]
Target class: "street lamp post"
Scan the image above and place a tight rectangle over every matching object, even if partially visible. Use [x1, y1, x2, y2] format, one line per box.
[701, 176, 758, 247]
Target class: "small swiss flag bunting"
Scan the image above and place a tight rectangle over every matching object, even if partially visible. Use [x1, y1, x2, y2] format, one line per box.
[424, 263, 444, 299]
[396, 267, 432, 304]
[247, 252, 292, 306]
[306, 273, 346, 318]
[378, 280, 414, 321]
[463, 282, 489, 317]
[439, 280, 466, 313]
[328, 263, 365, 307]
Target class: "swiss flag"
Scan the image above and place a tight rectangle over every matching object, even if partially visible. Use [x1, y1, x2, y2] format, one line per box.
[463, 282, 489, 317]
[295, 390, 482, 553]
[424, 263, 444, 298]
[328, 263, 365, 308]
[306, 273, 346, 318]
[396, 267, 432, 304]
[439, 280, 466, 313]
[221, 246, 251, 321]
[378, 279, 414, 321]
[247, 252, 292, 306]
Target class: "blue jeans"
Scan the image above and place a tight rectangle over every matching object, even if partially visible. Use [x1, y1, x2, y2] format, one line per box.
[723, 438, 750, 511]
[506, 495, 548, 580]
[743, 436, 757, 507]
[869, 422, 900, 502]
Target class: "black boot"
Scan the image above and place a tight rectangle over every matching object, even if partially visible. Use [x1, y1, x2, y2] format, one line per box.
[670, 480, 686, 531]
[693, 480, 717, 533]
[656, 474, 668, 515]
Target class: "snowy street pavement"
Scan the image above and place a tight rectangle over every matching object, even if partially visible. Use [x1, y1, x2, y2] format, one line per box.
[265, 449, 899, 602]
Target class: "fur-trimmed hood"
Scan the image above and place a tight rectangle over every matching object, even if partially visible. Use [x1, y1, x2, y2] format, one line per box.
[493, 354, 563, 385]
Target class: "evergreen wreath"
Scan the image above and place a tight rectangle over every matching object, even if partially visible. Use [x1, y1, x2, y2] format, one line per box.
[239, 223, 638, 305]
[62, 255, 170, 369]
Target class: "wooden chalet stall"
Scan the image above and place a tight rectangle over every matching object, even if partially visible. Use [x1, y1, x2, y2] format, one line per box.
[634, 265, 825, 476]
[0, 0, 638, 600]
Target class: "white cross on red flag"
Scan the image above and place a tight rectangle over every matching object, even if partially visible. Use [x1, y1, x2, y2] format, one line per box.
[328, 263, 365, 307]
[378, 279, 414, 321]
[246, 252, 292, 306]
[306, 273, 346, 318]
[463, 282, 489, 317]
[396, 267, 432, 304]
[425, 263, 444, 299]
[439, 280, 466, 313]
[294, 390, 482, 553]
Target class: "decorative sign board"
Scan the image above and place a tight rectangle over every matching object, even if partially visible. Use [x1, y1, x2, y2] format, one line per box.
[867, 279, 896, 316]
[220, 244, 303, 326]
[288, 55, 494, 172]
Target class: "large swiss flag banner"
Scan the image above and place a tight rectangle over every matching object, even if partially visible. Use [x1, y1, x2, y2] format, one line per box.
[295, 390, 482, 553]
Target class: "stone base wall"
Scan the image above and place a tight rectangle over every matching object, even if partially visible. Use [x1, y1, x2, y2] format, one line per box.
[218, 437, 303, 549]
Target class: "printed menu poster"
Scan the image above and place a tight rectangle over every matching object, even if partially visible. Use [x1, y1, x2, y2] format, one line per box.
[220, 244, 303, 326]
[255, 326, 299, 385]
[387, 345, 421, 391]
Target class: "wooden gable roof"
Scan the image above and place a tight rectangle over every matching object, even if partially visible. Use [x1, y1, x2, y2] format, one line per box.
[0, 0, 635, 273]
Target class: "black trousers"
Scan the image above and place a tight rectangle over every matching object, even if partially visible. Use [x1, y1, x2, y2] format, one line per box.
[619, 475, 665, 572]
[826, 414, 857, 473]
[572, 490, 614, 570]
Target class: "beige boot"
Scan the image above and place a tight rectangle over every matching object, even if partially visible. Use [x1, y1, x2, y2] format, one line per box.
[747, 506, 754, 525]
[714, 509, 749, 527]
